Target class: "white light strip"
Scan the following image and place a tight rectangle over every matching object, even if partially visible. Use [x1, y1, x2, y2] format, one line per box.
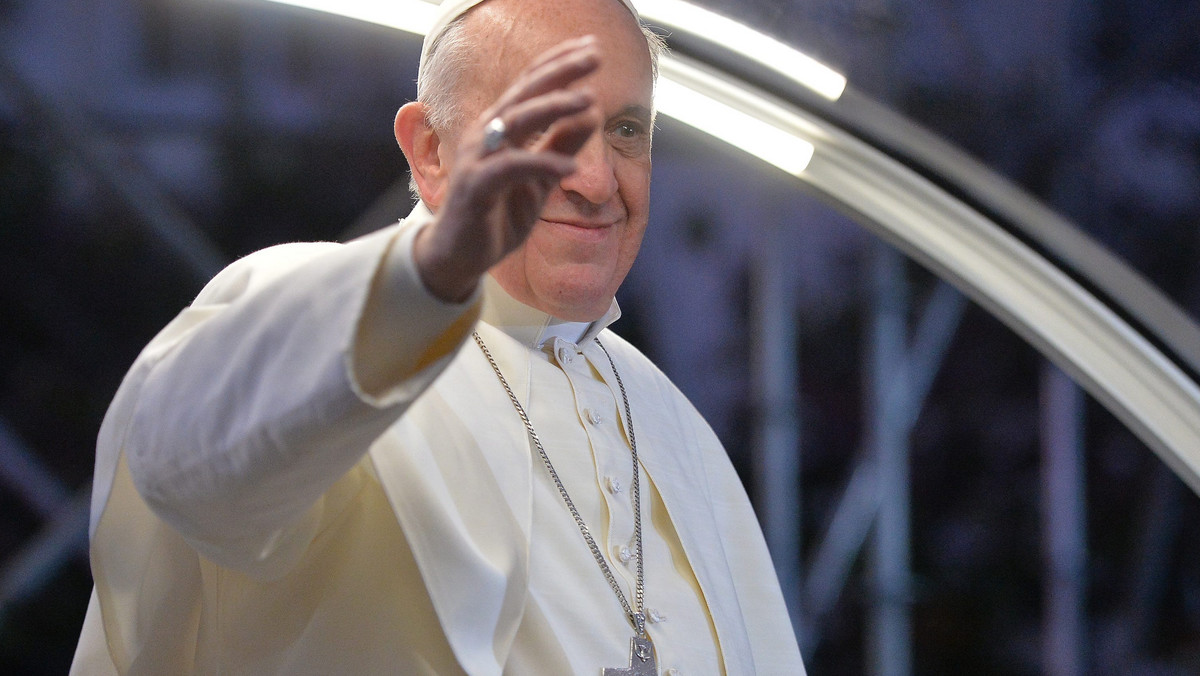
[256, 0, 818, 175]
[656, 67, 814, 176]
[261, 0, 846, 100]
[636, 0, 847, 100]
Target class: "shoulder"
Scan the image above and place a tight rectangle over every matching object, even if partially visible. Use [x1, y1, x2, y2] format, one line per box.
[594, 329, 714, 434]
[192, 241, 346, 307]
[192, 216, 421, 308]
[594, 330, 670, 388]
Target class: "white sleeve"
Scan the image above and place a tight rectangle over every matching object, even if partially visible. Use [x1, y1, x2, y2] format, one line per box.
[116, 216, 481, 576]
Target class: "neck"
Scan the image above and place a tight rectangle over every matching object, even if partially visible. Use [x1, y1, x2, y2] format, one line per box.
[480, 274, 621, 348]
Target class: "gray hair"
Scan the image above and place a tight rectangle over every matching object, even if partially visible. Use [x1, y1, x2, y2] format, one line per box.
[409, 14, 668, 200]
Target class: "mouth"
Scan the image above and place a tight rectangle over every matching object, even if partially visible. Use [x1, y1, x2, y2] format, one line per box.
[541, 218, 619, 242]
[542, 218, 617, 230]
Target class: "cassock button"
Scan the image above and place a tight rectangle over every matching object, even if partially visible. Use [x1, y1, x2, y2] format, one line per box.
[606, 476, 623, 494]
[615, 544, 634, 564]
[586, 408, 603, 425]
[666, 669, 681, 676]
[556, 347, 574, 365]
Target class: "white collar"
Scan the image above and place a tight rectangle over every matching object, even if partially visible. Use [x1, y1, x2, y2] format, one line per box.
[480, 274, 621, 349]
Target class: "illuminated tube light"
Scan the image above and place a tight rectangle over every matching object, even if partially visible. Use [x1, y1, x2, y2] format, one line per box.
[261, 0, 846, 100]
[636, 0, 847, 100]
[257, 0, 818, 175]
[656, 67, 815, 176]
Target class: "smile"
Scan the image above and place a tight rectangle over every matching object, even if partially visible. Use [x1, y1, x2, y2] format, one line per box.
[541, 218, 619, 241]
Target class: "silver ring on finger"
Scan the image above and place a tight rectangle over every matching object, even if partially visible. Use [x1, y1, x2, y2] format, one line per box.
[482, 116, 508, 154]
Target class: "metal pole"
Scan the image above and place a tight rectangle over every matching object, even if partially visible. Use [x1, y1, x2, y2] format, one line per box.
[0, 489, 91, 616]
[0, 49, 225, 284]
[1125, 465, 1181, 666]
[804, 282, 964, 653]
[0, 417, 71, 518]
[868, 243, 912, 676]
[1040, 364, 1087, 676]
[751, 222, 803, 639]
[0, 418, 90, 617]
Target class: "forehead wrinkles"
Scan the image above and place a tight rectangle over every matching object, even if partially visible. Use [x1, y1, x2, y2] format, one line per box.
[467, 0, 647, 79]
[460, 6, 525, 98]
[436, 6, 532, 131]
[440, 0, 652, 135]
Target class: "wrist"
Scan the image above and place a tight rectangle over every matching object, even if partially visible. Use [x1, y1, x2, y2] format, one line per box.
[413, 223, 480, 303]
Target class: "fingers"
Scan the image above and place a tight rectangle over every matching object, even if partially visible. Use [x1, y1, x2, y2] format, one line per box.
[423, 145, 576, 287]
[490, 35, 600, 114]
[473, 36, 601, 157]
[459, 148, 577, 210]
[496, 89, 594, 149]
[523, 35, 599, 76]
[540, 108, 598, 157]
[464, 104, 596, 204]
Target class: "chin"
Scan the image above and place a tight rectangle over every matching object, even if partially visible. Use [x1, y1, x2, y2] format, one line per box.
[551, 296, 613, 322]
[542, 279, 616, 321]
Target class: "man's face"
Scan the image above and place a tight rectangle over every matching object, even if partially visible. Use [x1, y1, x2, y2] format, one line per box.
[445, 0, 654, 321]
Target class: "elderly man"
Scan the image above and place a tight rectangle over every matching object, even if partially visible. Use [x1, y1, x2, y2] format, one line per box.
[71, 0, 805, 673]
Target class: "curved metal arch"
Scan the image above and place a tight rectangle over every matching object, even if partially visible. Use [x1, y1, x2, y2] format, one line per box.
[791, 71, 1200, 491]
[651, 49, 1200, 492]
[256, 0, 1200, 494]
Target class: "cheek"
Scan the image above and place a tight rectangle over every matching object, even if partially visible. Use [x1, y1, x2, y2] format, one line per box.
[615, 161, 650, 262]
[616, 159, 651, 218]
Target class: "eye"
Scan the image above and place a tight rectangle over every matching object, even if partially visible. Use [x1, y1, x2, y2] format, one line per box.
[607, 114, 652, 157]
[614, 121, 642, 138]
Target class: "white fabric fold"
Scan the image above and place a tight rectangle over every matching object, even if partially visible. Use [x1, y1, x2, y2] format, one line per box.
[73, 201, 805, 675]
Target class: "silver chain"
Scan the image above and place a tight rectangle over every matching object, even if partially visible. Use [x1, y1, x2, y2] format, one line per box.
[473, 331, 648, 636]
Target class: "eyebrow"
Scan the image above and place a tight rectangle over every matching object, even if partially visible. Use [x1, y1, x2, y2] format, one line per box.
[611, 104, 653, 123]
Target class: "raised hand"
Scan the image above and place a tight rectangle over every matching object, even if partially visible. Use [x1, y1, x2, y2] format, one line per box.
[409, 36, 603, 303]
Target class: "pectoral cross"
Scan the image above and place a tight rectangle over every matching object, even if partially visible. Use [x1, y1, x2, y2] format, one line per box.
[602, 635, 658, 676]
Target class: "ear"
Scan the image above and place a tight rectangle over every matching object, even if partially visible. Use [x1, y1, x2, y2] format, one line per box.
[394, 102, 449, 208]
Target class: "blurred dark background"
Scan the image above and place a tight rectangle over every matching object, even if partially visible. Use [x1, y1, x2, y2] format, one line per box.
[2, 0, 1199, 674]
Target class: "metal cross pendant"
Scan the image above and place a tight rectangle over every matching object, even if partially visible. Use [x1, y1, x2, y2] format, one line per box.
[602, 635, 658, 676]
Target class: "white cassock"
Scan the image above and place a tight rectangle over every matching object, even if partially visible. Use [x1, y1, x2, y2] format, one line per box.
[70, 204, 806, 675]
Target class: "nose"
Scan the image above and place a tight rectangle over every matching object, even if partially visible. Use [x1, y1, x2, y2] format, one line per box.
[560, 130, 618, 207]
